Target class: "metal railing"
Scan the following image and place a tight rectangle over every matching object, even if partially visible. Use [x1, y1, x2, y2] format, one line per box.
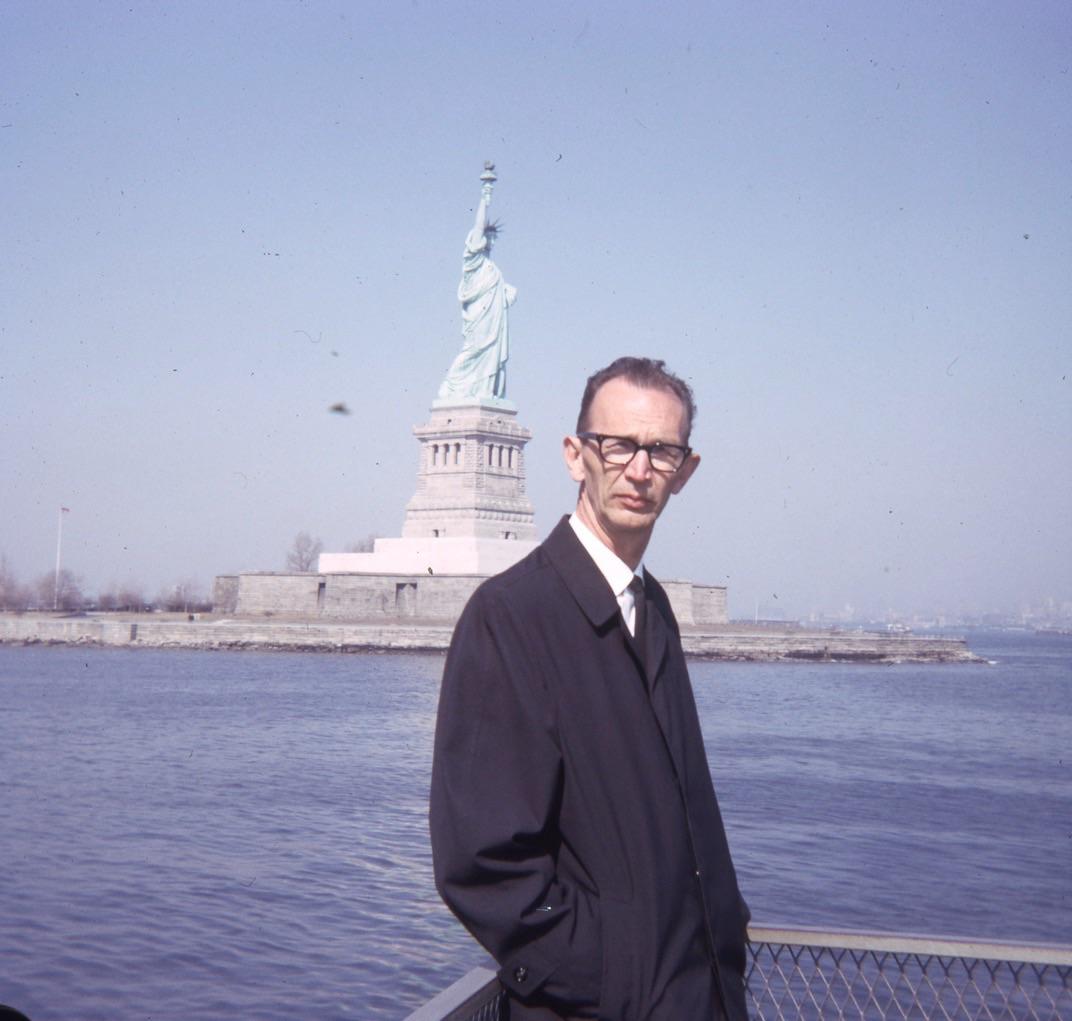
[746, 926, 1071, 1020]
[402, 966, 503, 1021]
[404, 926, 1072, 1020]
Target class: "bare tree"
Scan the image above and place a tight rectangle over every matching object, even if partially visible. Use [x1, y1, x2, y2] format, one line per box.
[98, 583, 147, 613]
[0, 554, 29, 611]
[345, 534, 380, 553]
[286, 532, 323, 572]
[37, 569, 85, 612]
[116, 584, 148, 612]
[153, 579, 207, 614]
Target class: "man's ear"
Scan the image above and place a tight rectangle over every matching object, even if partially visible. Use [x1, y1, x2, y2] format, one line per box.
[669, 452, 700, 495]
[563, 435, 586, 483]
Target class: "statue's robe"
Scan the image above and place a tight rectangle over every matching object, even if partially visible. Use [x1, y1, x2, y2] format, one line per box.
[438, 228, 517, 401]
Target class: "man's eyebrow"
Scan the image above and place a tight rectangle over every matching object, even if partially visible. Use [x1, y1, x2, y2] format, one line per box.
[590, 432, 688, 446]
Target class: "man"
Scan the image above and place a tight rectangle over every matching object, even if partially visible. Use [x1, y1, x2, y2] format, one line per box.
[430, 357, 750, 1020]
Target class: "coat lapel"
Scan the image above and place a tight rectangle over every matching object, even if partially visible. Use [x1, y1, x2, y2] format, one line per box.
[544, 518, 655, 692]
[542, 517, 623, 633]
[544, 517, 693, 792]
[640, 568, 670, 690]
[544, 519, 672, 692]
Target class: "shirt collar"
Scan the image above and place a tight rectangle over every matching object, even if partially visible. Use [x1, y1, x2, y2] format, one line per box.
[568, 513, 643, 598]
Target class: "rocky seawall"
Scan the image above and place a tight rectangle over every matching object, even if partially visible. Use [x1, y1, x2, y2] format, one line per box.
[0, 614, 978, 663]
[680, 626, 978, 663]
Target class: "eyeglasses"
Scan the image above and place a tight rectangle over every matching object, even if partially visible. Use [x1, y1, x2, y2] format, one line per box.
[576, 432, 692, 473]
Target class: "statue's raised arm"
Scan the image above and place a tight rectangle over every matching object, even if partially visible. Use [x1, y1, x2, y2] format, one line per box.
[470, 183, 491, 243]
[436, 163, 517, 403]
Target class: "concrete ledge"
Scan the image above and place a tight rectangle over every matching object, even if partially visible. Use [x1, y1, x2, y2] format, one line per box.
[0, 614, 453, 653]
[680, 626, 978, 663]
[0, 614, 978, 662]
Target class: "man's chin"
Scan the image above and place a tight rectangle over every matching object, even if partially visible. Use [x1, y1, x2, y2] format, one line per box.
[610, 505, 658, 529]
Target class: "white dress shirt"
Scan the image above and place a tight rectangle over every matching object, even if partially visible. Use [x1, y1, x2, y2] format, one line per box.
[568, 513, 645, 636]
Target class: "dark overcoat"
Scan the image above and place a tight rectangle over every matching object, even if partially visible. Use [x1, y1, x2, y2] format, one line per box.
[430, 518, 750, 1020]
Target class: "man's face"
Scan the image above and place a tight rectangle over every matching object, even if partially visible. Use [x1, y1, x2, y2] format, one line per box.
[563, 377, 700, 564]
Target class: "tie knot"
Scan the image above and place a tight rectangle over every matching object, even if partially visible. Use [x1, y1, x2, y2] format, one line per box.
[629, 575, 645, 597]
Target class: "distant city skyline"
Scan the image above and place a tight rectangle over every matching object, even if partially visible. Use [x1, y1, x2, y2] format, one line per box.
[3, 1, 1069, 621]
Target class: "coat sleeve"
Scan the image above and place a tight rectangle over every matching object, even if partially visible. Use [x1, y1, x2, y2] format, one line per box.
[429, 586, 602, 1012]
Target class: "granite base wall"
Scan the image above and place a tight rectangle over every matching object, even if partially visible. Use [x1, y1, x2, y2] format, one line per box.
[230, 572, 484, 621]
[221, 571, 728, 625]
[661, 581, 728, 626]
[212, 575, 239, 614]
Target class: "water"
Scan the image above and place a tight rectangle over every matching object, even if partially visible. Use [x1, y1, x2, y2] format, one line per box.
[695, 631, 1071, 942]
[0, 632, 1068, 1020]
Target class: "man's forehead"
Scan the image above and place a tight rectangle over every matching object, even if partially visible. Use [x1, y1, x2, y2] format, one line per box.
[587, 378, 690, 432]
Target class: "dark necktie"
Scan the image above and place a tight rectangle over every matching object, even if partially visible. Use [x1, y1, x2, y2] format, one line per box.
[629, 575, 647, 667]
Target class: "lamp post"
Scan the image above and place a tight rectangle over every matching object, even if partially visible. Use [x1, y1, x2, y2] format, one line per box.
[53, 506, 70, 611]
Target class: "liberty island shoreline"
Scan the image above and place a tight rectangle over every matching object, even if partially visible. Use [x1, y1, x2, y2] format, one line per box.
[0, 611, 979, 662]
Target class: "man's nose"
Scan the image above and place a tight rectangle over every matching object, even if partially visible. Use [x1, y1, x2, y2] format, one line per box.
[625, 448, 654, 481]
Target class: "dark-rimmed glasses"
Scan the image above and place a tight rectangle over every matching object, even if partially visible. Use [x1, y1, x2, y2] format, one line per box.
[576, 432, 692, 473]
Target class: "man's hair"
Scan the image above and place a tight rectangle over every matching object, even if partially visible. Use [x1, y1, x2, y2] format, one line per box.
[576, 357, 697, 439]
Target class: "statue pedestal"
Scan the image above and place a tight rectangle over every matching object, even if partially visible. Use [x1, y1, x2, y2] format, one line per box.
[318, 536, 536, 577]
[318, 398, 538, 577]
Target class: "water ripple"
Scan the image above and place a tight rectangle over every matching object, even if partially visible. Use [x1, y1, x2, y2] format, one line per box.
[0, 636, 1067, 1019]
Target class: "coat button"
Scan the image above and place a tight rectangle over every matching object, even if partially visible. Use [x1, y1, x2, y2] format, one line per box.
[514, 965, 528, 983]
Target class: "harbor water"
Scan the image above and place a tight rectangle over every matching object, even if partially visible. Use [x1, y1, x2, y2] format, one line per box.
[0, 631, 1068, 1020]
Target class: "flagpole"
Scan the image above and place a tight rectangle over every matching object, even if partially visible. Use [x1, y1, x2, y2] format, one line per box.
[53, 506, 68, 611]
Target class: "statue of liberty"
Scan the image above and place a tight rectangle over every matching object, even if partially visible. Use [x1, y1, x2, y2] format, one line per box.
[437, 163, 517, 402]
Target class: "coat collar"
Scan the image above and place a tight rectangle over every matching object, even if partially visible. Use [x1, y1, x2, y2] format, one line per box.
[543, 517, 672, 686]
[567, 513, 642, 602]
[542, 516, 621, 630]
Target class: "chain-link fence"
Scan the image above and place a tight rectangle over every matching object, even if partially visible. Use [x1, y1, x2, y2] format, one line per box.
[748, 926, 1071, 1021]
[404, 927, 1072, 1020]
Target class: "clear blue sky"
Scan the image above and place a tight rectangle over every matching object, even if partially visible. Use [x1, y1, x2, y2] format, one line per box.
[3, 0, 1069, 619]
